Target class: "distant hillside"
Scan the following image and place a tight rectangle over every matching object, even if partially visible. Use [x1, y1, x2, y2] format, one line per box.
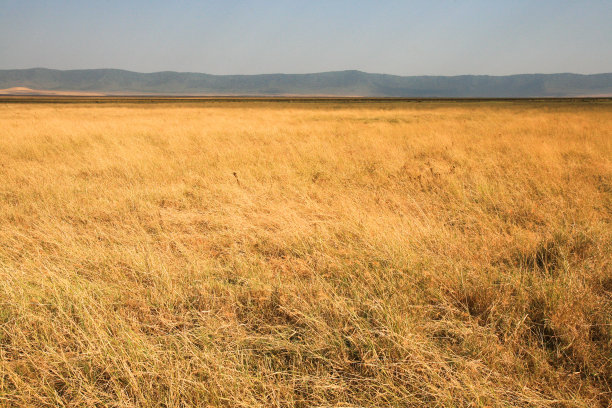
[1, 68, 611, 97]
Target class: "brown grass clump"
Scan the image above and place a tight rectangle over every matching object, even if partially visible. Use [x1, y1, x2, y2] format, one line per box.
[0, 100, 610, 407]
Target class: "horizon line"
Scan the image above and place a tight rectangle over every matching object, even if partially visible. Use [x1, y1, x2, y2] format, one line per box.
[2, 67, 612, 78]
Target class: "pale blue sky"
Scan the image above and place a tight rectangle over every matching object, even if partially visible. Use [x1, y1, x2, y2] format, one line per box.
[1, 0, 611, 75]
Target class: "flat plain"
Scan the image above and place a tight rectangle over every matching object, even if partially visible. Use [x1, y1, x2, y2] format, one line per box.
[0, 100, 610, 407]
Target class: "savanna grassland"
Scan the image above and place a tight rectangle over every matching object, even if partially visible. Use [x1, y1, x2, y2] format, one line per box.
[0, 100, 610, 407]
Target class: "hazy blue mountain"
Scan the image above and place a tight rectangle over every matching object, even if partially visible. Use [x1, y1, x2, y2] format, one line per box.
[1, 68, 611, 97]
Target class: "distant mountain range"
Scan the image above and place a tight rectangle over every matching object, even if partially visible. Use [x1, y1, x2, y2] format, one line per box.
[1, 68, 611, 97]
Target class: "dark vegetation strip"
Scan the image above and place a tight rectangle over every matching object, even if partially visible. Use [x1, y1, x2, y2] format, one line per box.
[1, 96, 611, 104]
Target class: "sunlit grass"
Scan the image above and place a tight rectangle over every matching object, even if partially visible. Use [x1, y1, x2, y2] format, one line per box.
[0, 101, 610, 407]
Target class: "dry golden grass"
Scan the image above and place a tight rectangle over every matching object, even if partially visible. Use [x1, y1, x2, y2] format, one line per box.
[0, 101, 610, 407]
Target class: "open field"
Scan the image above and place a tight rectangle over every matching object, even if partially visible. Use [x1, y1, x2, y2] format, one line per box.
[0, 100, 610, 407]
[0, 88, 105, 97]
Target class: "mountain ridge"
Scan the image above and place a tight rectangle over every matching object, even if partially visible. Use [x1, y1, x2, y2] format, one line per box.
[1, 68, 611, 97]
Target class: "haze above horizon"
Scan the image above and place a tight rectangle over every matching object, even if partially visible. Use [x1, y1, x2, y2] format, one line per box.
[1, 0, 611, 76]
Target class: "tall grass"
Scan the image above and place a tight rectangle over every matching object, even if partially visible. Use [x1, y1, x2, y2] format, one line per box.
[0, 101, 610, 407]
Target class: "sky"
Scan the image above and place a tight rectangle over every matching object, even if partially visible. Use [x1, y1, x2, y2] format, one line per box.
[1, 0, 611, 76]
